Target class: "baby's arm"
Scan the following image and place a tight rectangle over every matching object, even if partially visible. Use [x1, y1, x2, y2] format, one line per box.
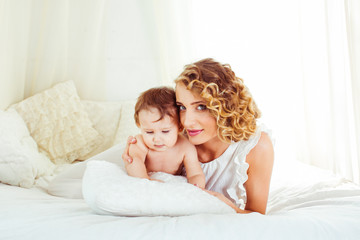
[183, 144, 205, 188]
[123, 135, 150, 180]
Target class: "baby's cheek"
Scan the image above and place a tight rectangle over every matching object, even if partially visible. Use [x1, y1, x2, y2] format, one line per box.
[167, 134, 178, 147]
[142, 136, 152, 148]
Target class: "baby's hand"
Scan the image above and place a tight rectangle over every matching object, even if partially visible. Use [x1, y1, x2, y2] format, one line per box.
[121, 136, 137, 163]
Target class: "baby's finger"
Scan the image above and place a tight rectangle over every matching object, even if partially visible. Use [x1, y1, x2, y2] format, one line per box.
[122, 136, 135, 163]
[128, 136, 137, 144]
[121, 152, 133, 163]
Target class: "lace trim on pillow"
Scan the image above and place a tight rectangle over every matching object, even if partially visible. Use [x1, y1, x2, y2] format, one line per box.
[226, 123, 272, 209]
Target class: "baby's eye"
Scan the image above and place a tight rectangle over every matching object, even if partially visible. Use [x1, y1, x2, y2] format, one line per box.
[196, 104, 207, 111]
[145, 131, 154, 134]
[162, 130, 170, 134]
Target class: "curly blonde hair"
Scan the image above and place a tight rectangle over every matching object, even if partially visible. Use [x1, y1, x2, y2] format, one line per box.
[175, 58, 261, 143]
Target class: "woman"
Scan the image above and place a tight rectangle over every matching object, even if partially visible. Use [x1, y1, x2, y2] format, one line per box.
[123, 58, 274, 214]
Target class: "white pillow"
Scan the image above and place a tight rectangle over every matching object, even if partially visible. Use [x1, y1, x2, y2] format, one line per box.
[47, 143, 126, 199]
[0, 109, 55, 188]
[78, 100, 122, 160]
[12, 81, 102, 164]
[82, 160, 236, 216]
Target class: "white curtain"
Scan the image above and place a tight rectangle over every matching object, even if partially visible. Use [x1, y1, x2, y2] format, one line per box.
[187, 0, 360, 184]
[105, 0, 191, 101]
[0, 0, 108, 108]
[0, 0, 189, 107]
[0, 0, 31, 109]
[295, 0, 359, 183]
[1, 0, 359, 183]
[345, 0, 360, 183]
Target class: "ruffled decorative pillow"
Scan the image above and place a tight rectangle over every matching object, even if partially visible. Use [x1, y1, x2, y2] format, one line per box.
[78, 100, 123, 160]
[12, 81, 102, 164]
[0, 109, 55, 188]
[82, 160, 236, 217]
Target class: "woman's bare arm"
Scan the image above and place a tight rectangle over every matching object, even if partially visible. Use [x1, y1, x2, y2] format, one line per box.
[244, 132, 274, 214]
[203, 190, 252, 213]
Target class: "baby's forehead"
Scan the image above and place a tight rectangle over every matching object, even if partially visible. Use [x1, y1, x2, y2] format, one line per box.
[138, 107, 161, 119]
[139, 106, 159, 113]
[139, 110, 177, 125]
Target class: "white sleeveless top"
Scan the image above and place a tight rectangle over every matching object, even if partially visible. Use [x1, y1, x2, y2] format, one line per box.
[200, 124, 272, 210]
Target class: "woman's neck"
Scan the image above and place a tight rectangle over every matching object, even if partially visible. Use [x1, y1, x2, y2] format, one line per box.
[195, 137, 230, 163]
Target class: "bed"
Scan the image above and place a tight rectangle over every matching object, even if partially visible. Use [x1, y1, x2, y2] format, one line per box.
[1, 81, 360, 240]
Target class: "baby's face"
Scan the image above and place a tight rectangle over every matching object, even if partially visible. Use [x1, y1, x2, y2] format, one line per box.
[138, 107, 179, 152]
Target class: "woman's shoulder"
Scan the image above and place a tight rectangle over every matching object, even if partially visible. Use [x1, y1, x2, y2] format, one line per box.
[244, 121, 274, 155]
[246, 132, 274, 169]
[253, 132, 273, 154]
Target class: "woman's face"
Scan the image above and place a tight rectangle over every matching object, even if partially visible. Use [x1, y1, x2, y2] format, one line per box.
[175, 83, 218, 145]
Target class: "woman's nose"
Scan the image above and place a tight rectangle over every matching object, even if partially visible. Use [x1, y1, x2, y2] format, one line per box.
[182, 111, 195, 128]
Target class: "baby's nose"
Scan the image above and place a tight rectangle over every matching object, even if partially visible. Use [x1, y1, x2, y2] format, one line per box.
[153, 134, 161, 142]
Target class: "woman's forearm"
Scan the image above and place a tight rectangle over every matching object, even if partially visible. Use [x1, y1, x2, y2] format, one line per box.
[187, 174, 206, 188]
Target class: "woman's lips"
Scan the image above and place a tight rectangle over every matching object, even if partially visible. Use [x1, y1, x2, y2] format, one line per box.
[187, 129, 203, 137]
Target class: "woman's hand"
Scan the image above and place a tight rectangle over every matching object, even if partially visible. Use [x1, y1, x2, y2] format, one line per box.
[121, 136, 137, 163]
[203, 189, 251, 214]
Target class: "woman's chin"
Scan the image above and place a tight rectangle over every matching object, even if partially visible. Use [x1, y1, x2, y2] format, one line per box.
[188, 136, 204, 145]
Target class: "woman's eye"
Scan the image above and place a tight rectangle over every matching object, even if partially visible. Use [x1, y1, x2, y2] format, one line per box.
[162, 130, 170, 134]
[178, 105, 186, 111]
[145, 131, 154, 134]
[197, 104, 207, 111]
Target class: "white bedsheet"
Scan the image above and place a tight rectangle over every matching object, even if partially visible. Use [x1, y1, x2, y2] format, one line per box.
[1, 182, 360, 240]
[1, 151, 360, 240]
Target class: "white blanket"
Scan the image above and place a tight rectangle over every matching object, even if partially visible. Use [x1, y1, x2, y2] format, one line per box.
[1, 177, 360, 240]
[15, 143, 357, 240]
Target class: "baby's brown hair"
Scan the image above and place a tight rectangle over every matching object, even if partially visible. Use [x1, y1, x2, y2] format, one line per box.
[134, 86, 180, 127]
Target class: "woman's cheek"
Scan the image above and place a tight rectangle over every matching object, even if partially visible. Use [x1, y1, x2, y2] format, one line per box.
[179, 112, 185, 126]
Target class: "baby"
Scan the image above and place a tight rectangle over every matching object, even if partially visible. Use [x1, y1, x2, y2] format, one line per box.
[123, 86, 205, 188]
